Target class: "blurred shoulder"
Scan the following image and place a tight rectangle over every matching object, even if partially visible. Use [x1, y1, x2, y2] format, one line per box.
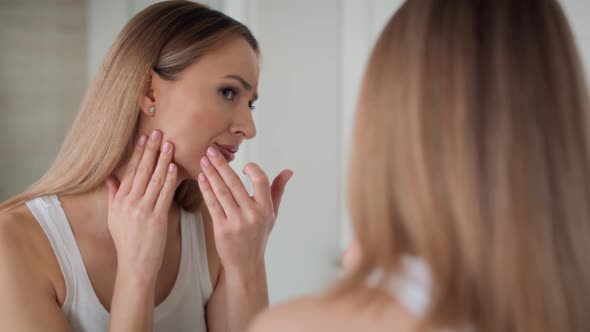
[247, 296, 323, 332]
[248, 287, 421, 332]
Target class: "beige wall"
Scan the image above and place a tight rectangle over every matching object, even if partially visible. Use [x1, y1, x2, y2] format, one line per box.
[0, 0, 87, 201]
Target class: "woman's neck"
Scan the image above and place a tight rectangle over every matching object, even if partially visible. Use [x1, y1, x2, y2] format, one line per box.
[58, 171, 184, 243]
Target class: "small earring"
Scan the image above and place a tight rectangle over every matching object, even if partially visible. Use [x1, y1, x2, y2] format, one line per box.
[149, 106, 155, 113]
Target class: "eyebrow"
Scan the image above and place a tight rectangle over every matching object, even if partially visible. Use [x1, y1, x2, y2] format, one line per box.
[225, 74, 258, 101]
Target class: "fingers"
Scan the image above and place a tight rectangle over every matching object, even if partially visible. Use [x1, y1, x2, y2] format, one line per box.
[243, 163, 272, 207]
[154, 162, 178, 216]
[116, 130, 177, 215]
[197, 147, 292, 221]
[198, 172, 227, 221]
[270, 170, 294, 216]
[130, 130, 162, 197]
[119, 135, 147, 194]
[144, 141, 175, 207]
[200, 154, 240, 217]
[205, 147, 252, 205]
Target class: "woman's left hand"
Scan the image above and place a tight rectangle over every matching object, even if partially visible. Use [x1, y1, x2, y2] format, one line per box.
[197, 146, 293, 277]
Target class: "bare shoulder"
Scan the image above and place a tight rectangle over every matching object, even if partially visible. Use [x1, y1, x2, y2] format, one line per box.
[0, 203, 57, 277]
[0, 204, 43, 254]
[248, 287, 421, 332]
[247, 296, 324, 332]
[0, 204, 71, 330]
[0, 202, 67, 295]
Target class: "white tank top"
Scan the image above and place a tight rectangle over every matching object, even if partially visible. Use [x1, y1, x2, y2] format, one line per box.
[368, 256, 432, 317]
[389, 256, 432, 317]
[25, 195, 213, 332]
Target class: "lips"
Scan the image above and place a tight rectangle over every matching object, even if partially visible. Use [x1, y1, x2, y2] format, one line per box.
[215, 144, 238, 162]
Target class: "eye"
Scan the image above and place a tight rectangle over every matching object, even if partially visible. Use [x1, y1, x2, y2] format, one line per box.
[249, 102, 256, 112]
[220, 87, 237, 101]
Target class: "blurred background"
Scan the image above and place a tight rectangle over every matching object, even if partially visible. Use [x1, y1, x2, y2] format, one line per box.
[1, 0, 589, 304]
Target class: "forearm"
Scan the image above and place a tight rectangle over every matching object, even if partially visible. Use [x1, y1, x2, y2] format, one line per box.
[225, 265, 269, 329]
[109, 269, 155, 332]
[208, 264, 269, 332]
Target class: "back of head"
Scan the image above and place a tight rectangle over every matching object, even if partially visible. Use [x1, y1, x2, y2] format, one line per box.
[342, 0, 590, 331]
[0, 1, 258, 213]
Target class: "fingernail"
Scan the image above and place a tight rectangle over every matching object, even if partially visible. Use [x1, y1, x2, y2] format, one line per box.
[168, 163, 176, 173]
[138, 135, 147, 146]
[207, 147, 218, 158]
[201, 156, 210, 168]
[150, 130, 161, 141]
[162, 142, 171, 153]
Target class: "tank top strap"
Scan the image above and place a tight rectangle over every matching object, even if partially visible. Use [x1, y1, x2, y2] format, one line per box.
[25, 195, 81, 316]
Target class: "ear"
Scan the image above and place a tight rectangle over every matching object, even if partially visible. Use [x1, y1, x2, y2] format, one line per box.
[138, 70, 159, 116]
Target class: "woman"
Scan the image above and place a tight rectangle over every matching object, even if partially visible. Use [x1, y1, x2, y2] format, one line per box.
[0, 1, 292, 331]
[250, 0, 590, 331]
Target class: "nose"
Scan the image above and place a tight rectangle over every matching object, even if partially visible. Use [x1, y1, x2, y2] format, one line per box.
[231, 105, 257, 139]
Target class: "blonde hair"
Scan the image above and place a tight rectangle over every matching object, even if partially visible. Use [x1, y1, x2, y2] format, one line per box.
[0, 1, 258, 213]
[338, 0, 590, 331]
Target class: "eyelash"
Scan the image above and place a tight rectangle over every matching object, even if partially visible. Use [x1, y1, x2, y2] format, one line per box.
[220, 87, 256, 111]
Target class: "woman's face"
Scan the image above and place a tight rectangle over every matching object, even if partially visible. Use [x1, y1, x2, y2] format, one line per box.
[140, 36, 260, 181]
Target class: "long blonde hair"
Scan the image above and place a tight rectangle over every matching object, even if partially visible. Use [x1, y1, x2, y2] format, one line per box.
[0, 1, 258, 213]
[339, 0, 590, 331]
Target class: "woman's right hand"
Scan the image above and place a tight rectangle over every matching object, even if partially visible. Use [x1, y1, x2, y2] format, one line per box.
[105, 130, 178, 281]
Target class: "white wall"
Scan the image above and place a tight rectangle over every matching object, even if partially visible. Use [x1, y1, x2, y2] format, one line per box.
[0, 1, 87, 201]
[561, 0, 590, 83]
[244, 0, 344, 303]
[223, 0, 345, 303]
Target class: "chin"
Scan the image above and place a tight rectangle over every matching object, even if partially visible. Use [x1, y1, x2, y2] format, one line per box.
[172, 152, 202, 180]
[175, 163, 200, 182]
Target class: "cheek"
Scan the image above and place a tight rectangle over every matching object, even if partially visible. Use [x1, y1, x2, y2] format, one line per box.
[169, 115, 211, 176]
[165, 107, 230, 178]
